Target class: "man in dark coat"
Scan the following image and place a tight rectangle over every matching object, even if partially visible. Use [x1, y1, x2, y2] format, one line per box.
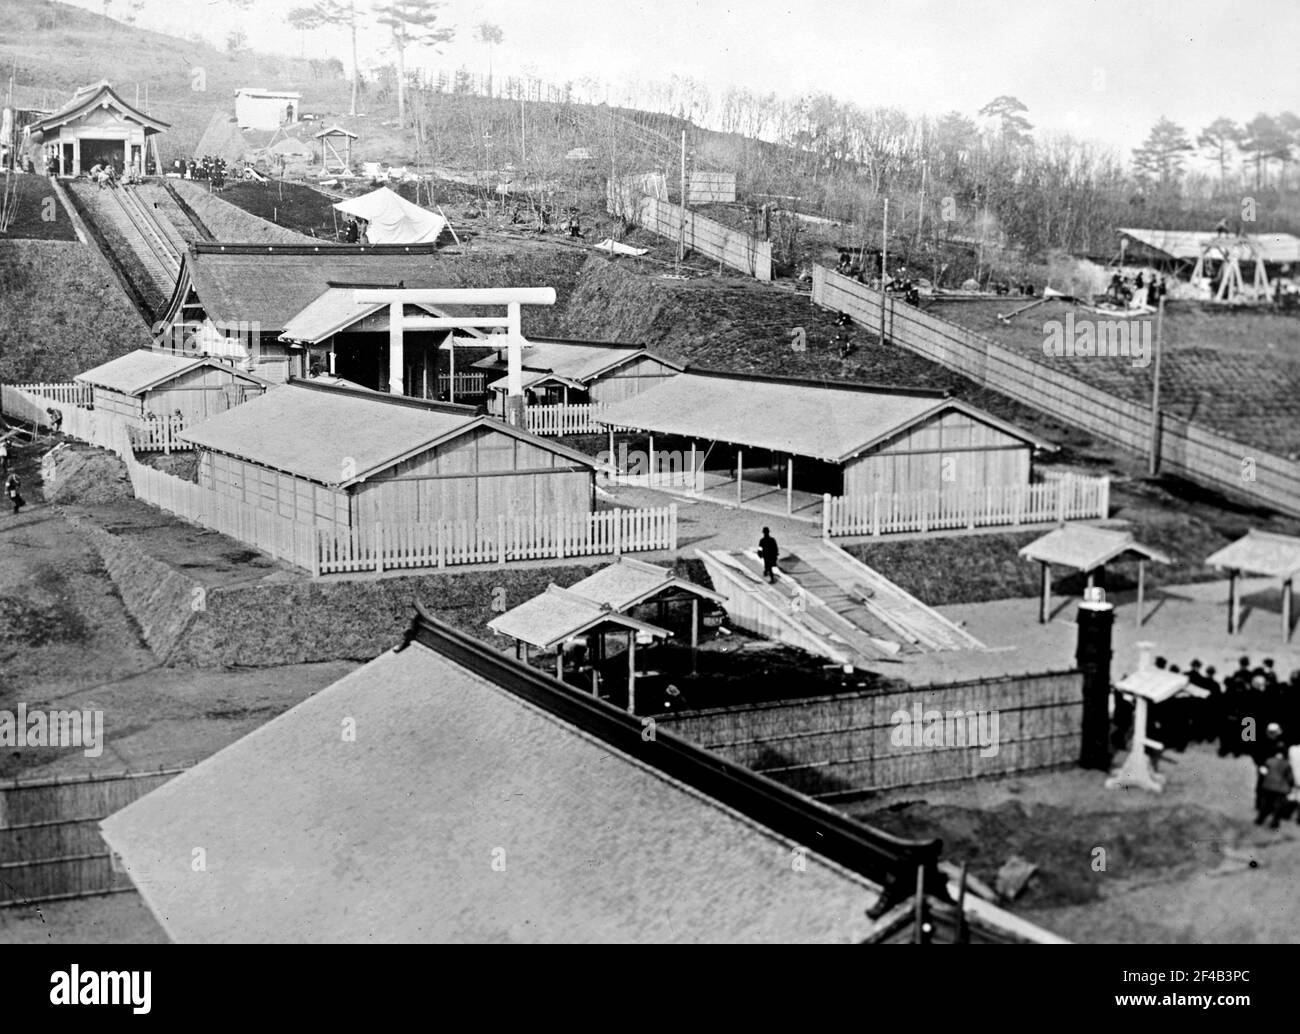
[758, 527, 779, 583]
[1256, 747, 1294, 830]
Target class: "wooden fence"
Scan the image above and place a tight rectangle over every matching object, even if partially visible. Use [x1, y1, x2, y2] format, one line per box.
[3, 384, 679, 576]
[525, 403, 608, 435]
[0, 766, 186, 906]
[811, 265, 1300, 518]
[437, 372, 486, 398]
[607, 177, 773, 281]
[11, 381, 93, 406]
[823, 473, 1110, 538]
[656, 671, 1083, 799]
[317, 505, 678, 574]
[128, 416, 189, 453]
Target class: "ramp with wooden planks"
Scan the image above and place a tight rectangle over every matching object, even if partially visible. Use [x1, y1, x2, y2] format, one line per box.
[790, 540, 985, 653]
[698, 542, 982, 670]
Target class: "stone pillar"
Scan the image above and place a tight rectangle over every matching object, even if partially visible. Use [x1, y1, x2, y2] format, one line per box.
[1076, 599, 1115, 771]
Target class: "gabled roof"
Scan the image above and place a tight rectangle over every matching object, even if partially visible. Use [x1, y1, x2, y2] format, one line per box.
[178, 381, 595, 487]
[162, 243, 559, 333]
[99, 610, 951, 943]
[28, 81, 169, 136]
[597, 370, 1053, 464]
[487, 584, 672, 650]
[1119, 228, 1300, 264]
[314, 124, 358, 139]
[1019, 525, 1170, 572]
[279, 290, 456, 344]
[475, 338, 685, 390]
[565, 557, 725, 610]
[75, 349, 268, 396]
[1205, 529, 1300, 579]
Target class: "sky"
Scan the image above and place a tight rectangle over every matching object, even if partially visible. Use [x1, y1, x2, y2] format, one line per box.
[65, 0, 1300, 156]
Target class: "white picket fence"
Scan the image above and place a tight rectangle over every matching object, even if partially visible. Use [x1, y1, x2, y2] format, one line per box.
[128, 416, 190, 453]
[317, 505, 679, 574]
[12, 382, 93, 406]
[1, 386, 188, 454]
[4, 383, 677, 577]
[525, 403, 609, 435]
[822, 474, 1110, 538]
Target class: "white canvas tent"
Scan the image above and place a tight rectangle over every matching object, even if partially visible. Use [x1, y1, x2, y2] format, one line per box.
[332, 186, 447, 245]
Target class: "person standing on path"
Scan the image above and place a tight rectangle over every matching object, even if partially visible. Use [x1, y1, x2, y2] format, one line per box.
[758, 527, 780, 583]
[5, 473, 24, 515]
[0, 437, 9, 474]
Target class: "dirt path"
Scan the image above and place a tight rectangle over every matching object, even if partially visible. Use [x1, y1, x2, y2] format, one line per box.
[0, 442, 359, 781]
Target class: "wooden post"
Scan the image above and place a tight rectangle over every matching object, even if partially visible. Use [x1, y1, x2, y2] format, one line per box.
[787, 456, 794, 515]
[608, 428, 615, 477]
[1228, 569, 1238, 634]
[880, 198, 889, 338]
[691, 441, 698, 494]
[669, 502, 678, 551]
[690, 597, 699, 674]
[678, 129, 686, 264]
[912, 862, 925, 944]
[1039, 561, 1051, 624]
[1086, 569, 1096, 591]
[627, 630, 637, 715]
[1136, 559, 1145, 628]
[648, 434, 655, 488]
[556, 647, 565, 682]
[1149, 297, 1164, 476]
[1284, 577, 1293, 642]
[736, 448, 743, 506]
[388, 301, 403, 394]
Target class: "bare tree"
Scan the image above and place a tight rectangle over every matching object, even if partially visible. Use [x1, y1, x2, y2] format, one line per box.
[374, 0, 455, 127]
[475, 22, 504, 99]
[315, 0, 363, 116]
[287, 6, 326, 59]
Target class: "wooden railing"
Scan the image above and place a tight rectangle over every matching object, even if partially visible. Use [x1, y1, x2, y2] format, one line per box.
[317, 505, 678, 574]
[437, 372, 486, 397]
[12, 382, 93, 406]
[525, 403, 608, 435]
[605, 467, 703, 491]
[822, 474, 1110, 538]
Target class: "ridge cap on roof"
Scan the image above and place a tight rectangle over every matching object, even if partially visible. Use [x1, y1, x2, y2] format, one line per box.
[286, 378, 480, 416]
[681, 367, 950, 398]
[190, 242, 442, 256]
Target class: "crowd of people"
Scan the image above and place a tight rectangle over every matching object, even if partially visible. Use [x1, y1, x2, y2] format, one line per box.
[1105, 269, 1168, 309]
[1114, 654, 1300, 829]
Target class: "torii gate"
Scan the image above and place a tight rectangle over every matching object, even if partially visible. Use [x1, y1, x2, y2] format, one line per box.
[353, 287, 555, 425]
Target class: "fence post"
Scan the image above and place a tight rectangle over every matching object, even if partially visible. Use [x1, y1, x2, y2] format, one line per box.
[668, 503, 678, 551]
[613, 510, 622, 557]
[498, 514, 507, 566]
[822, 493, 832, 540]
[1057, 475, 1068, 523]
[872, 493, 881, 537]
[967, 486, 977, 530]
[375, 523, 383, 573]
[1099, 475, 1110, 519]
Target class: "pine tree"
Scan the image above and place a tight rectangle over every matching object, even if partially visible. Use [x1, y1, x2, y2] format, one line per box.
[374, 0, 455, 127]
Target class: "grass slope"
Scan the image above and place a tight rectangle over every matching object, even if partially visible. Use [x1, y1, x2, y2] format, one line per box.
[0, 239, 151, 381]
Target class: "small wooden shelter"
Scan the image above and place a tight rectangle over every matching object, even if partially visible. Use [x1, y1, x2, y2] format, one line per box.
[1204, 529, 1300, 640]
[1019, 525, 1170, 626]
[314, 124, 357, 173]
[76, 350, 268, 423]
[179, 381, 596, 533]
[563, 557, 724, 671]
[474, 339, 683, 415]
[598, 371, 1053, 513]
[487, 584, 671, 713]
